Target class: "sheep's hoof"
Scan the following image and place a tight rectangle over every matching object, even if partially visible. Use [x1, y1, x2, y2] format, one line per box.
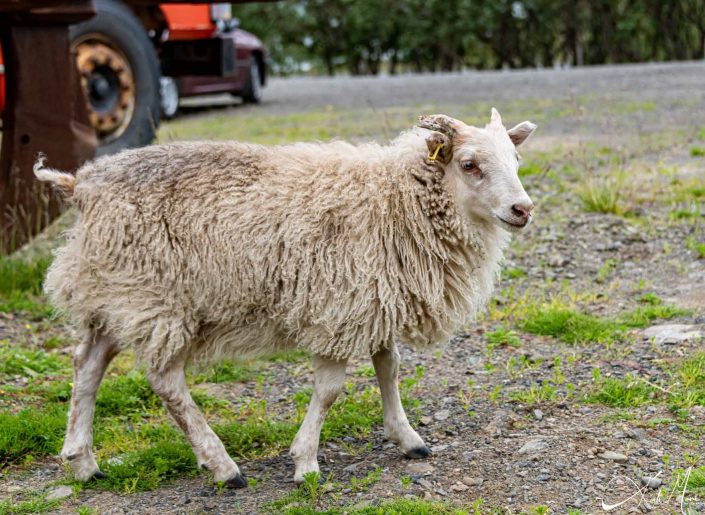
[405, 446, 432, 459]
[92, 471, 108, 480]
[225, 473, 248, 489]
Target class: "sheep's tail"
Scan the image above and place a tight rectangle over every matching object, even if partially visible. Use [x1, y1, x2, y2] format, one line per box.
[33, 154, 76, 197]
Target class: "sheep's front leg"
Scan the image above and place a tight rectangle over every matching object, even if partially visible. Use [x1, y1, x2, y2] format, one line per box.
[372, 343, 430, 458]
[146, 362, 246, 488]
[62, 332, 119, 481]
[290, 354, 347, 484]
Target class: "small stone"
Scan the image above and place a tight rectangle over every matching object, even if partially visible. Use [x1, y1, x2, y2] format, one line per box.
[641, 477, 662, 489]
[642, 324, 704, 345]
[533, 409, 544, 421]
[420, 416, 433, 426]
[628, 428, 647, 441]
[417, 478, 434, 490]
[450, 482, 469, 492]
[538, 472, 551, 481]
[598, 451, 628, 463]
[517, 439, 548, 454]
[434, 410, 451, 421]
[461, 476, 484, 487]
[343, 463, 360, 473]
[430, 444, 448, 453]
[45, 486, 73, 501]
[407, 462, 434, 475]
[548, 254, 569, 267]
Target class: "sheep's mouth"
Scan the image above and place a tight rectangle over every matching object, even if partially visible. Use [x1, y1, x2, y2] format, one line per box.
[496, 215, 530, 230]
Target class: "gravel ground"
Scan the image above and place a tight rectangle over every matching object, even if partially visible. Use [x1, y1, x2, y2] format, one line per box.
[182, 61, 705, 119]
[3, 62, 705, 514]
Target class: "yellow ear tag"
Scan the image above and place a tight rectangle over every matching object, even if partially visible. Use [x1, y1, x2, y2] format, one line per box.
[428, 143, 444, 162]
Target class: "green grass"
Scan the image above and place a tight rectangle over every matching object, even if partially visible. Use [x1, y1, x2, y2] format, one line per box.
[0, 407, 66, 466]
[577, 175, 630, 215]
[687, 236, 705, 258]
[586, 373, 656, 407]
[0, 253, 53, 319]
[520, 303, 689, 345]
[486, 326, 522, 350]
[0, 342, 68, 378]
[192, 360, 254, 384]
[587, 353, 705, 409]
[689, 146, 705, 157]
[0, 494, 62, 515]
[93, 440, 197, 493]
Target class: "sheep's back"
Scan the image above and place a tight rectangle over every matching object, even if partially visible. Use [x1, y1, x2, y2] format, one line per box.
[49, 141, 401, 361]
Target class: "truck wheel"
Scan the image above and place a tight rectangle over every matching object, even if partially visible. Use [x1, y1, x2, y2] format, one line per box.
[241, 58, 262, 104]
[70, 0, 161, 155]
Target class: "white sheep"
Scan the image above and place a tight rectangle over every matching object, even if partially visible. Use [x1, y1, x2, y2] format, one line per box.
[34, 109, 536, 488]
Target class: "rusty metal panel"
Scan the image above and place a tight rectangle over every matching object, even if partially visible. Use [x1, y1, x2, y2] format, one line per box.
[0, 3, 97, 252]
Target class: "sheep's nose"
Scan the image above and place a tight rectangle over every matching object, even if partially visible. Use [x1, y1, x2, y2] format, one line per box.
[511, 202, 534, 219]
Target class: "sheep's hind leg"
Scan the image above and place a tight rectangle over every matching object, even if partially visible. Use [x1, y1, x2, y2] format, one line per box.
[146, 359, 246, 488]
[290, 355, 347, 484]
[61, 331, 120, 481]
[372, 343, 430, 459]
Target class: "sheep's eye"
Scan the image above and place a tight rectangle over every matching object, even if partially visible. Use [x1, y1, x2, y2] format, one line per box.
[461, 161, 482, 176]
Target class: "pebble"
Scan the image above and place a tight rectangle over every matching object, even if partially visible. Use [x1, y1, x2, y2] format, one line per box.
[641, 476, 662, 489]
[517, 438, 548, 454]
[343, 463, 360, 473]
[548, 254, 569, 267]
[434, 409, 451, 421]
[533, 409, 544, 421]
[642, 324, 704, 345]
[598, 451, 628, 463]
[420, 415, 433, 426]
[407, 462, 434, 475]
[430, 444, 448, 453]
[45, 486, 73, 501]
[450, 482, 469, 492]
[461, 476, 484, 487]
[416, 478, 434, 490]
[628, 428, 647, 441]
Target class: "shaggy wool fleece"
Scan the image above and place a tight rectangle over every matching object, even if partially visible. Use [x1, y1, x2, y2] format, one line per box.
[44, 130, 508, 371]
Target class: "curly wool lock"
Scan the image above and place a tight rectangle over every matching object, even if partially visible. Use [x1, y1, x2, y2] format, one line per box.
[41, 129, 507, 371]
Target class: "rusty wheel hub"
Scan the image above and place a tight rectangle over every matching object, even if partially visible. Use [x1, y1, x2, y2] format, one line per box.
[74, 36, 135, 143]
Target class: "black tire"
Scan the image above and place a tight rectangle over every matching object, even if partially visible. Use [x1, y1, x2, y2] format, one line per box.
[241, 57, 262, 104]
[70, 0, 161, 155]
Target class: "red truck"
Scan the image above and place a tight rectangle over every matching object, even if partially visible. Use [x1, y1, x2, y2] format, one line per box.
[0, 1, 266, 154]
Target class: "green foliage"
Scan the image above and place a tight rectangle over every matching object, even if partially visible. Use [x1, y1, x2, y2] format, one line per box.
[577, 176, 630, 215]
[192, 361, 253, 384]
[95, 372, 162, 418]
[690, 146, 705, 157]
[94, 441, 197, 493]
[521, 303, 688, 345]
[521, 307, 623, 344]
[0, 343, 69, 378]
[586, 373, 656, 407]
[234, 0, 705, 75]
[0, 253, 52, 319]
[687, 236, 705, 258]
[486, 326, 522, 349]
[0, 494, 62, 515]
[0, 407, 66, 466]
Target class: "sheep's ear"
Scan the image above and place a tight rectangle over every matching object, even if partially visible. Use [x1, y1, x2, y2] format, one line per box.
[417, 114, 459, 138]
[425, 131, 452, 164]
[507, 121, 537, 146]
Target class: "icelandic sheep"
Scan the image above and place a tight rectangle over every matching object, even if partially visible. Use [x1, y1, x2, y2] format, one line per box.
[35, 109, 536, 488]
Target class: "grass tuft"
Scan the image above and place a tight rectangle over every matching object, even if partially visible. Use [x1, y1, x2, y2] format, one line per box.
[0, 407, 66, 466]
[577, 175, 631, 215]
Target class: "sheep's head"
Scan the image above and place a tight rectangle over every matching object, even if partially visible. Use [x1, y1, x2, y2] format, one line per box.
[418, 109, 536, 233]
